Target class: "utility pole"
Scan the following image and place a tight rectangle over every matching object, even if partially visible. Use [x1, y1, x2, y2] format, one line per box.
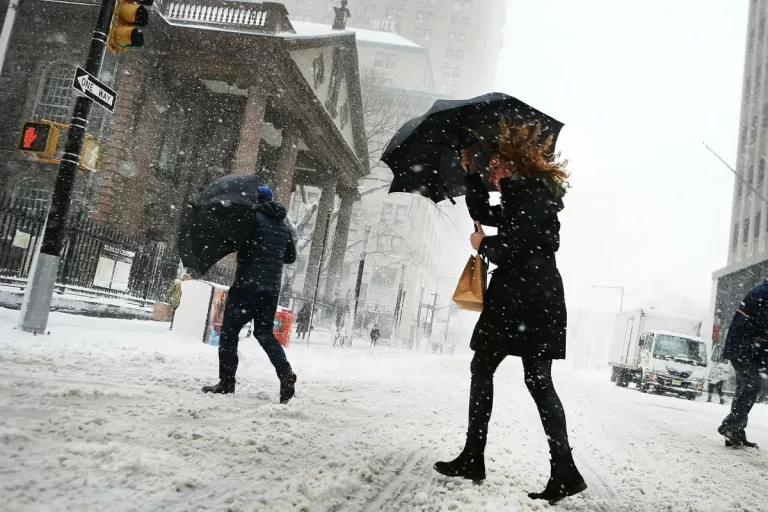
[19, 0, 118, 334]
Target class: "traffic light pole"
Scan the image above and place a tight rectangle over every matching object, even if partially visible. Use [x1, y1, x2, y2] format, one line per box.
[19, 0, 117, 334]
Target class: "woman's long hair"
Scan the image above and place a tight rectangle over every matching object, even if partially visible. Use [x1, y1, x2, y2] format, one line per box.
[491, 117, 570, 188]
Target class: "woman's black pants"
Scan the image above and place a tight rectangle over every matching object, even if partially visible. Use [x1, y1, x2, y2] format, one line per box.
[466, 350, 571, 456]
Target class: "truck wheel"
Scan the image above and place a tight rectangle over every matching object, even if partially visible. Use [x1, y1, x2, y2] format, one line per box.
[687, 393, 697, 401]
[616, 370, 629, 387]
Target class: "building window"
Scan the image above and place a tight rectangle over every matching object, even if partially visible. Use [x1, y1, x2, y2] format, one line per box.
[455, 50, 464, 60]
[743, 217, 750, 245]
[759, 158, 766, 185]
[748, 162, 755, 184]
[737, 178, 743, 198]
[13, 178, 51, 211]
[35, 60, 77, 124]
[372, 266, 398, 288]
[384, 78, 394, 87]
[458, 33, 467, 43]
[439, 84, 449, 93]
[448, 32, 456, 42]
[396, 8, 404, 18]
[756, 210, 762, 239]
[423, 29, 432, 40]
[386, 6, 394, 18]
[381, 203, 394, 223]
[386, 54, 397, 69]
[453, 0, 461, 9]
[442, 66, 451, 77]
[449, 84, 458, 96]
[416, 10, 424, 22]
[414, 28, 423, 39]
[464, 0, 472, 8]
[732, 223, 739, 251]
[452, 67, 461, 78]
[451, 15, 459, 25]
[461, 16, 470, 26]
[426, 11, 435, 23]
[445, 49, 454, 59]
[395, 205, 408, 224]
[374, 52, 385, 68]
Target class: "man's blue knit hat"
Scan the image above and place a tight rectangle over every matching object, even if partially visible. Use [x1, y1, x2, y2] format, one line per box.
[258, 186, 273, 201]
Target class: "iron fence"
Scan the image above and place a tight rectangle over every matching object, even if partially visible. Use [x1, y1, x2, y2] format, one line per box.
[0, 193, 235, 305]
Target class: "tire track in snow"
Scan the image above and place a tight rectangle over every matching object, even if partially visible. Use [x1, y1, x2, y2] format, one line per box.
[357, 449, 432, 512]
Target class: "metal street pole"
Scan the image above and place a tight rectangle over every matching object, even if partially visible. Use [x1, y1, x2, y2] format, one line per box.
[703, 143, 768, 204]
[0, 0, 21, 77]
[352, 225, 371, 333]
[427, 291, 438, 350]
[306, 213, 332, 347]
[19, 0, 116, 334]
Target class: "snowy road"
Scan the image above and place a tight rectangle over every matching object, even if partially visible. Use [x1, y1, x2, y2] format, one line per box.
[1, 310, 767, 512]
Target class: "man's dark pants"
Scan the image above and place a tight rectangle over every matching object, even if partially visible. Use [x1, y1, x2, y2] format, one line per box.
[218, 288, 292, 383]
[721, 358, 763, 432]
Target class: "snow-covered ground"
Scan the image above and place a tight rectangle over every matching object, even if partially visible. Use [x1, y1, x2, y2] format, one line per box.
[1, 309, 767, 512]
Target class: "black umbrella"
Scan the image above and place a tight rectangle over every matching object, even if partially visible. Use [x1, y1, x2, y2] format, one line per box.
[177, 175, 265, 275]
[382, 93, 564, 204]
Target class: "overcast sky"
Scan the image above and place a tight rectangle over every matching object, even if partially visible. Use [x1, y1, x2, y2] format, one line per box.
[488, 0, 749, 316]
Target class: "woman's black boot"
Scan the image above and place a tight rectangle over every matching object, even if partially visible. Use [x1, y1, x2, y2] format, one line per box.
[528, 449, 587, 504]
[434, 437, 486, 482]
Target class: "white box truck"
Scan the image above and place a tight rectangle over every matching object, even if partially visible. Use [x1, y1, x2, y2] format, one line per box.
[609, 309, 708, 400]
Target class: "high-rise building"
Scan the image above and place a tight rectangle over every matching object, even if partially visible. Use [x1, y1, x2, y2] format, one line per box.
[711, 0, 768, 342]
[281, 0, 506, 98]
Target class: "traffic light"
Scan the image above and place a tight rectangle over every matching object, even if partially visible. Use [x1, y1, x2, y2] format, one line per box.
[107, 0, 154, 53]
[18, 121, 60, 158]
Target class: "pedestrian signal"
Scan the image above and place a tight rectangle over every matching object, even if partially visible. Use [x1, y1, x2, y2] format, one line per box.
[17, 121, 60, 158]
[107, 0, 154, 53]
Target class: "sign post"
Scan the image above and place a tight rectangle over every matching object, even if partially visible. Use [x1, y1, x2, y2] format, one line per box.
[19, 0, 118, 334]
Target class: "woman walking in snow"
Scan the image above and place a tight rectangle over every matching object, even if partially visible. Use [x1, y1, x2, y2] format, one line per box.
[434, 119, 586, 504]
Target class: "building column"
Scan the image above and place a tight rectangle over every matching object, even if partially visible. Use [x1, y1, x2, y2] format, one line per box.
[118, 75, 165, 235]
[272, 127, 301, 204]
[323, 188, 356, 303]
[232, 87, 267, 175]
[302, 176, 337, 300]
[91, 53, 148, 224]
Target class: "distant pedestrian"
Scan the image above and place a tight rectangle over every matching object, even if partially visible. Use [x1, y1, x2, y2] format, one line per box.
[706, 350, 728, 405]
[202, 186, 298, 404]
[718, 280, 768, 448]
[434, 120, 586, 504]
[370, 325, 381, 347]
[296, 304, 311, 340]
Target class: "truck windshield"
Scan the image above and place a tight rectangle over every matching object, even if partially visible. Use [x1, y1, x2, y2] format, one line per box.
[652, 334, 707, 366]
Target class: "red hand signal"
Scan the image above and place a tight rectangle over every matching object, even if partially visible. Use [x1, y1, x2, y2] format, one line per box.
[22, 127, 37, 149]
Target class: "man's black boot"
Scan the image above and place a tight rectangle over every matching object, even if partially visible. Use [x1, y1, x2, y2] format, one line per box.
[280, 372, 297, 404]
[202, 380, 235, 395]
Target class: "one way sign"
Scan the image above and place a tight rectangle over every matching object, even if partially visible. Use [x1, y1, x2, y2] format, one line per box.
[72, 67, 117, 113]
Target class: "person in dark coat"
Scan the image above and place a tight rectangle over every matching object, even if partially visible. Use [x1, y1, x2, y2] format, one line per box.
[718, 280, 768, 448]
[434, 120, 586, 504]
[203, 186, 298, 404]
[295, 304, 311, 340]
[370, 325, 381, 347]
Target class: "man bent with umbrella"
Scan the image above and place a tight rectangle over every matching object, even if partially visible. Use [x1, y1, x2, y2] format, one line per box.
[203, 186, 298, 404]
[717, 280, 768, 448]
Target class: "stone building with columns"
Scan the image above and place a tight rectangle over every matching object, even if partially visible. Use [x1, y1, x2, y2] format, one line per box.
[0, 1, 370, 298]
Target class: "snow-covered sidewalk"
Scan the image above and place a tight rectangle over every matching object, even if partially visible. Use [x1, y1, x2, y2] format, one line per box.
[1, 309, 767, 511]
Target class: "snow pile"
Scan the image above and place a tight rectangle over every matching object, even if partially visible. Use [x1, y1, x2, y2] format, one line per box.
[1, 309, 767, 511]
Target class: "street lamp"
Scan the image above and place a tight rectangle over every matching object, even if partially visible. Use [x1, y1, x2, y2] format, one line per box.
[590, 285, 625, 313]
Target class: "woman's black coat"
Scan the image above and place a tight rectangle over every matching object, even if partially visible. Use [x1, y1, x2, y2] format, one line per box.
[466, 173, 567, 360]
